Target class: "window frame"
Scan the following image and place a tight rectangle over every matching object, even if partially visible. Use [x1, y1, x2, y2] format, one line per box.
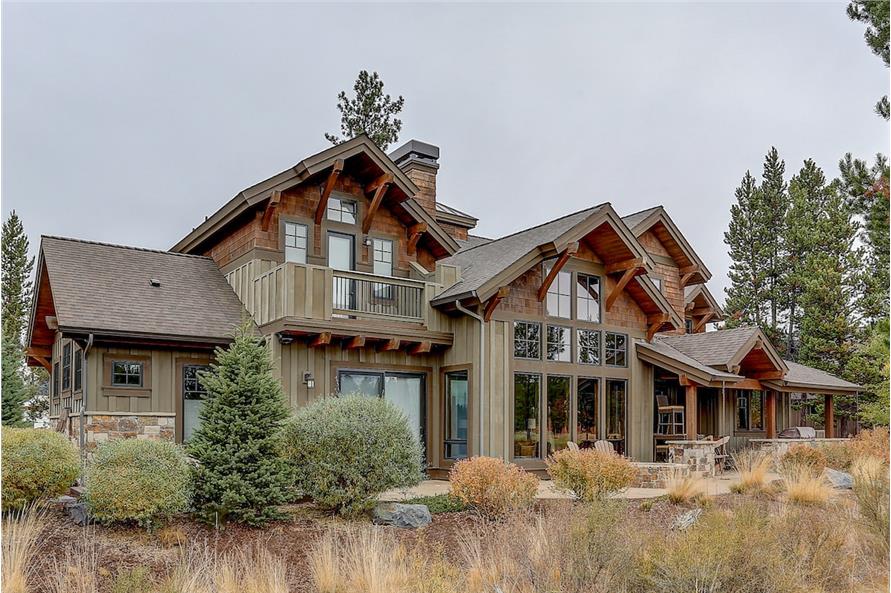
[605, 378, 627, 455]
[327, 196, 358, 224]
[61, 342, 71, 391]
[73, 349, 83, 392]
[604, 331, 628, 368]
[513, 372, 542, 459]
[111, 360, 145, 388]
[576, 273, 601, 323]
[372, 238, 394, 277]
[546, 324, 571, 362]
[283, 220, 309, 264]
[736, 392, 750, 430]
[443, 369, 470, 460]
[513, 320, 542, 360]
[577, 328, 601, 366]
[182, 364, 210, 400]
[53, 361, 60, 400]
[543, 261, 572, 319]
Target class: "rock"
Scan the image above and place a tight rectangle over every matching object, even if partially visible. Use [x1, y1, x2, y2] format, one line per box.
[824, 468, 854, 489]
[372, 503, 432, 529]
[66, 502, 90, 526]
[671, 508, 702, 531]
[51, 495, 78, 508]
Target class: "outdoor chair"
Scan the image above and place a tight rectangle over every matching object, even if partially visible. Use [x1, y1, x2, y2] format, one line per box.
[594, 440, 615, 455]
[567, 441, 580, 451]
[656, 394, 685, 435]
[712, 436, 731, 474]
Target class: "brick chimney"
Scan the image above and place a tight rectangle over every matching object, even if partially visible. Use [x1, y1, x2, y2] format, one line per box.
[389, 140, 439, 215]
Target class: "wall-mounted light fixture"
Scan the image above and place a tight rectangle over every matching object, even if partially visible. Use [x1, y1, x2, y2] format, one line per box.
[303, 371, 315, 390]
[278, 333, 294, 345]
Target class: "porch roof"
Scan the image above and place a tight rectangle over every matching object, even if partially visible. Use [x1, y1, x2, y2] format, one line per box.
[762, 360, 861, 395]
[655, 326, 787, 374]
[636, 339, 743, 386]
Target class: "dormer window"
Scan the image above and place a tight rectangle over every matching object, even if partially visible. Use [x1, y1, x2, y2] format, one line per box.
[327, 197, 357, 224]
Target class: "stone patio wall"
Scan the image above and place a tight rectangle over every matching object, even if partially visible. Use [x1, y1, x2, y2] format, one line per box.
[630, 462, 690, 488]
[84, 414, 175, 450]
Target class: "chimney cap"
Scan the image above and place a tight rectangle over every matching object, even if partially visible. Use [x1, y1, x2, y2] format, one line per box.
[389, 139, 439, 166]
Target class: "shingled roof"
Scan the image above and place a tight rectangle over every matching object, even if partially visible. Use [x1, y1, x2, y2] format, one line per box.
[32, 236, 246, 343]
[636, 339, 743, 386]
[654, 326, 781, 370]
[764, 360, 861, 394]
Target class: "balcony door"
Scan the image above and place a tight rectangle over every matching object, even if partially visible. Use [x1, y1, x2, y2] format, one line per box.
[337, 370, 426, 458]
[328, 232, 355, 313]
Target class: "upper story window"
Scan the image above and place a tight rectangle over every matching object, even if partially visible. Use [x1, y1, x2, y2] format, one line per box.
[373, 239, 393, 277]
[284, 222, 308, 264]
[327, 197, 357, 224]
[576, 274, 600, 323]
[111, 361, 144, 387]
[546, 325, 571, 362]
[514, 321, 541, 360]
[61, 343, 71, 391]
[685, 318, 694, 334]
[604, 332, 627, 367]
[74, 349, 83, 392]
[544, 263, 572, 319]
[651, 276, 663, 291]
[577, 329, 601, 365]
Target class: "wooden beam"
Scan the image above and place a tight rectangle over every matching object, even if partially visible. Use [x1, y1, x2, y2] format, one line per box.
[765, 390, 777, 438]
[680, 270, 697, 287]
[378, 338, 401, 352]
[605, 258, 643, 275]
[678, 264, 699, 276]
[45, 316, 58, 330]
[309, 332, 332, 348]
[344, 336, 365, 350]
[31, 356, 51, 372]
[689, 306, 715, 317]
[646, 320, 662, 342]
[362, 176, 392, 234]
[693, 312, 714, 332]
[537, 242, 579, 301]
[314, 159, 344, 225]
[750, 370, 785, 380]
[483, 287, 510, 322]
[406, 223, 427, 256]
[727, 378, 762, 390]
[260, 190, 282, 231]
[685, 383, 698, 439]
[605, 267, 637, 312]
[408, 341, 432, 355]
[824, 394, 834, 438]
[26, 346, 52, 358]
[365, 172, 393, 194]
[678, 374, 693, 387]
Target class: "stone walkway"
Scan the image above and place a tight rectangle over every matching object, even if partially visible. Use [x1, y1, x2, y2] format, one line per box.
[380, 471, 781, 502]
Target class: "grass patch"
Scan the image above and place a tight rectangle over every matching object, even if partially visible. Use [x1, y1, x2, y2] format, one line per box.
[402, 494, 467, 514]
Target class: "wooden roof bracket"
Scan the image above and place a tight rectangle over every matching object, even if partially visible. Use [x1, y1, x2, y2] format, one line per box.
[378, 338, 401, 352]
[261, 190, 282, 232]
[314, 159, 345, 225]
[344, 336, 366, 350]
[605, 265, 641, 312]
[537, 242, 579, 301]
[679, 264, 700, 287]
[483, 287, 511, 322]
[362, 173, 393, 234]
[407, 223, 428, 256]
[646, 313, 669, 342]
[693, 311, 714, 332]
[408, 341, 432, 355]
[309, 332, 332, 348]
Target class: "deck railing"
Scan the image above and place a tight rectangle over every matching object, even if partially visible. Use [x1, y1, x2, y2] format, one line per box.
[332, 269, 425, 321]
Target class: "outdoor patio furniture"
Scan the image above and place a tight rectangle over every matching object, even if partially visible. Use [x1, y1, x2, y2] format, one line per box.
[779, 426, 816, 439]
[712, 436, 731, 474]
[656, 395, 685, 435]
[567, 441, 580, 451]
[594, 440, 615, 454]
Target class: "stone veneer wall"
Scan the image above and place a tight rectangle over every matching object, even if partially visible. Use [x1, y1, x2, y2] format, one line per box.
[754, 438, 852, 460]
[84, 414, 175, 449]
[630, 462, 690, 489]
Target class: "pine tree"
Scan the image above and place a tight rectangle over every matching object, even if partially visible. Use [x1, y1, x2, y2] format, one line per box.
[187, 321, 291, 527]
[724, 171, 768, 326]
[1, 211, 34, 345]
[759, 147, 790, 346]
[846, 318, 890, 426]
[847, 0, 890, 119]
[782, 160, 828, 358]
[2, 334, 29, 426]
[325, 70, 405, 150]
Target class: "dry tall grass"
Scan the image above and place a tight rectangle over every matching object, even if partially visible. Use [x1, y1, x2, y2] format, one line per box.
[781, 465, 832, 506]
[851, 455, 890, 560]
[44, 531, 100, 593]
[1, 504, 45, 593]
[730, 449, 773, 493]
[158, 545, 288, 593]
[664, 469, 705, 504]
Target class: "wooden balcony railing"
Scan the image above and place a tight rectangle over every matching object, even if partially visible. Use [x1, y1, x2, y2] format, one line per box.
[226, 261, 447, 329]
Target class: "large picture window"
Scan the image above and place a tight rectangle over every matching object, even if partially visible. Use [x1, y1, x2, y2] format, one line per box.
[61, 342, 71, 391]
[284, 222, 308, 264]
[604, 332, 627, 367]
[577, 378, 599, 447]
[444, 370, 469, 460]
[111, 361, 144, 387]
[546, 375, 571, 455]
[544, 262, 571, 318]
[577, 329, 601, 365]
[576, 274, 601, 323]
[546, 325, 571, 362]
[327, 197, 357, 224]
[514, 321, 541, 360]
[606, 379, 626, 455]
[513, 373, 541, 458]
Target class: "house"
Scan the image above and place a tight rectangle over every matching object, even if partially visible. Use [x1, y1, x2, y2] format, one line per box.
[26, 135, 860, 471]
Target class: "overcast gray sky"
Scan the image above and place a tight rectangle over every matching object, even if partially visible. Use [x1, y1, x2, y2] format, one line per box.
[3, 2, 888, 304]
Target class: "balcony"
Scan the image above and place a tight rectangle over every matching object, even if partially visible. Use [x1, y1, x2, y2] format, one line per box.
[226, 261, 453, 345]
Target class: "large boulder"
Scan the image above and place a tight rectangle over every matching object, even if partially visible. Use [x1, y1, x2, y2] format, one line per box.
[823, 468, 853, 489]
[372, 502, 432, 529]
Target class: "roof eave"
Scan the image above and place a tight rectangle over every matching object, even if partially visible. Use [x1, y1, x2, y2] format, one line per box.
[629, 207, 712, 283]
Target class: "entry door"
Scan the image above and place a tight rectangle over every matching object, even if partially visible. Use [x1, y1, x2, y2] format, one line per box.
[328, 232, 355, 312]
[337, 370, 426, 454]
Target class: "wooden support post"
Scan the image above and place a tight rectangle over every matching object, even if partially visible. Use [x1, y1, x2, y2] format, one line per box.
[605, 267, 637, 312]
[344, 336, 365, 350]
[362, 173, 393, 234]
[483, 287, 510, 322]
[378, 338, 401, 352]
[315, 159, 344, 225]
[685, 384, 698, 439]
[406, 223, 427, 256]
[537, 242, 579, 301]
[260, 190, 282, 231]
[824, 394, 834, 438]
[765, 390, 776, 438]
[309, 332, 332, 348]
